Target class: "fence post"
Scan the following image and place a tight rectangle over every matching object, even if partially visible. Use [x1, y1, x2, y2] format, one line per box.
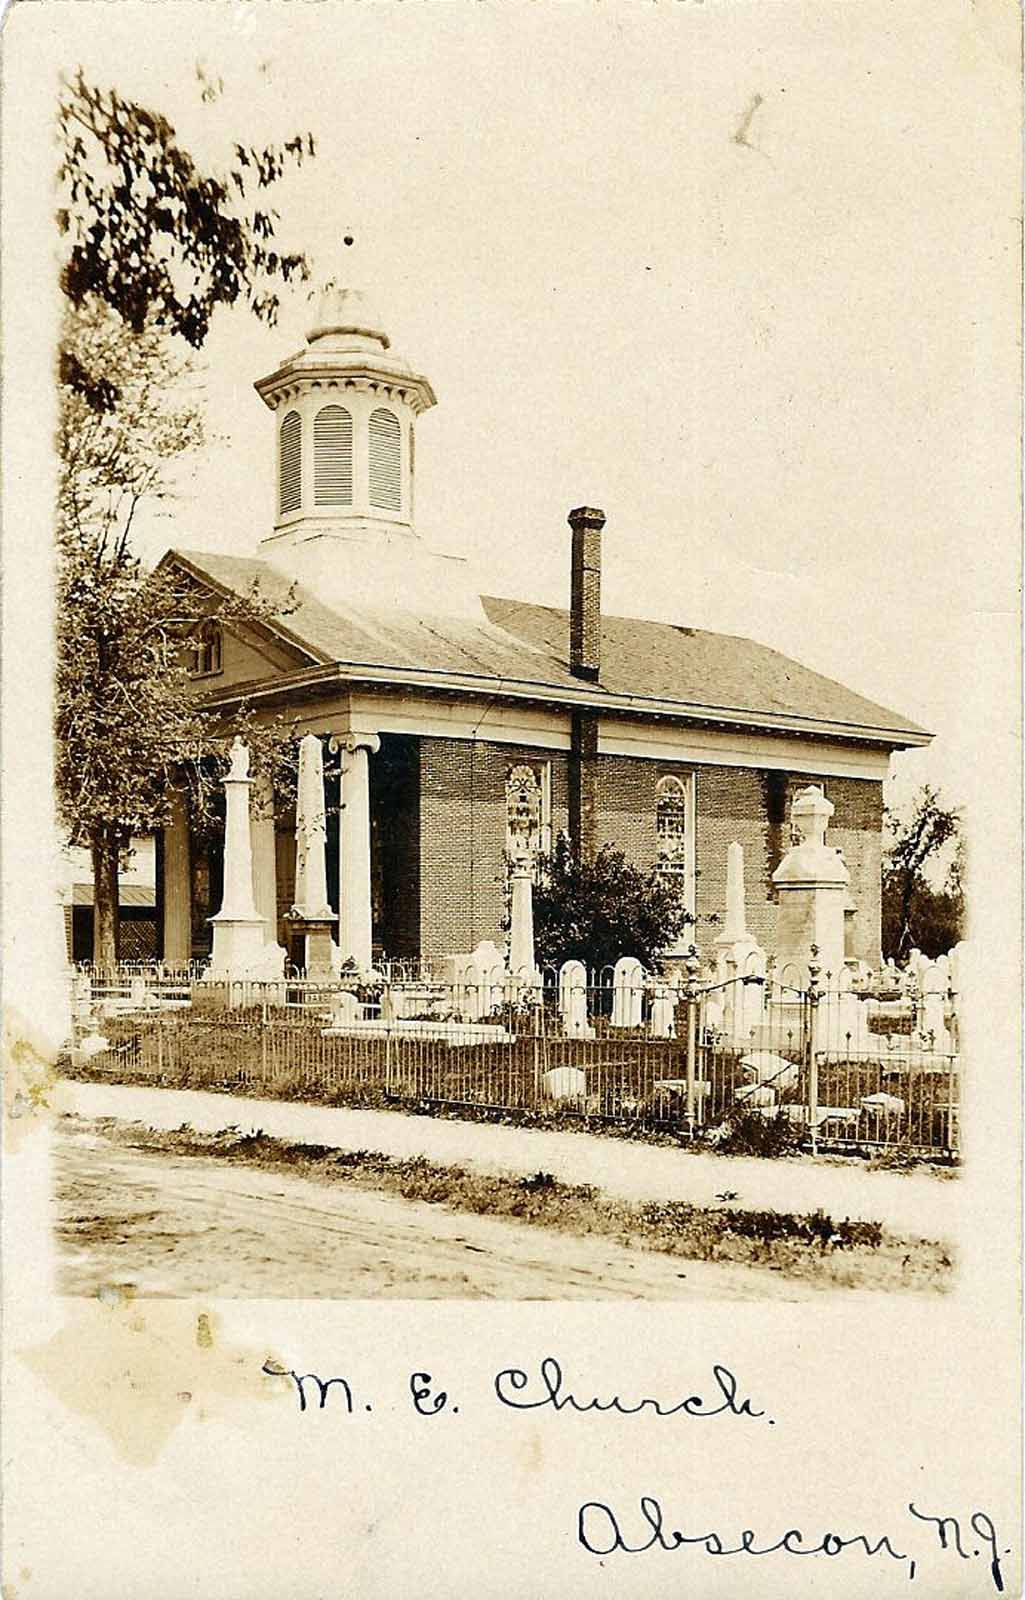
[261, 1006, 268, 1082]
[684, 946, 701, 1136]
[157, 1013, 164, 1078]
[807, 945, 821, 1156]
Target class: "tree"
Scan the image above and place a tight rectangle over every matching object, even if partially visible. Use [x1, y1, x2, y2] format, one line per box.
[58, 69, 314, 355]
[55, 71, 316, 961]
[532, 833, 693, 973]
[56, 305, 298, 964]
[881, 785, 964, 961]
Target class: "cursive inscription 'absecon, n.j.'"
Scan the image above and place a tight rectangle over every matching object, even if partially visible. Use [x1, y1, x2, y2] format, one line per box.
[577, 1497, 1011, 1592]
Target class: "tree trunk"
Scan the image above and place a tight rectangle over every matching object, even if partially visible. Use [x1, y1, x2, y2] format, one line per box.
[91, 826, 120, 966]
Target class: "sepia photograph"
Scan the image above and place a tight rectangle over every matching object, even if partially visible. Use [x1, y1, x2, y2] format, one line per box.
[46, 8, 987, 1306]
[2, 0, 1020, 1593]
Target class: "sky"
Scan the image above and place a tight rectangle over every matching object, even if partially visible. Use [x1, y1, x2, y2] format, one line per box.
[12, 0, 1023, 821]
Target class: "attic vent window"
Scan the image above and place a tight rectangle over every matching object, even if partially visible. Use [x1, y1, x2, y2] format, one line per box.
[279, 410, 302, 516]
[368, 407, 401, 511]
[189, 621, 222, 678]
[314, 404, 353, 505]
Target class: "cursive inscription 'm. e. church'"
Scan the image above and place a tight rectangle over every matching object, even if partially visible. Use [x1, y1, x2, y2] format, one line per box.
[262, 1355, 771, 1425]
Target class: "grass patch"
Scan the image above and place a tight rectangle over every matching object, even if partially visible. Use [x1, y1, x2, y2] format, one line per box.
[67, 1115, 954, 1294]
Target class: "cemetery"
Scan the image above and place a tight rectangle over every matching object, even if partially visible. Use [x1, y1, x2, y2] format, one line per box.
[59, 282, 959, 1164]
[67, 741, 963, 1160]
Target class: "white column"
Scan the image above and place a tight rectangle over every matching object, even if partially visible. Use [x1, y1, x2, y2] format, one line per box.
[333, 731, 380, 971]
[208, 740, 267, 978]
[163, 786, 192, 964]
[508, 855, 536, 977]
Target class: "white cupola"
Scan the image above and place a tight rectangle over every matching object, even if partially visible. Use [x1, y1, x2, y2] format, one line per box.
[255, 283, 436, 549]
[252, 279, 486, 621]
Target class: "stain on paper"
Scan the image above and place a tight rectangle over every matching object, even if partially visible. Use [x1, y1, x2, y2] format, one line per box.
[3, 1010, 62, 1153]
[23, 1299, 289, 1468]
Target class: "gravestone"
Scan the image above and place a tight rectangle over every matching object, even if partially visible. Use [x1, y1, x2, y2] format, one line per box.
[771, 785, 850, 985]
[558, 959, 592, 1039]
[649, 983, 675, 1039]
[611, 956, 644, 1028]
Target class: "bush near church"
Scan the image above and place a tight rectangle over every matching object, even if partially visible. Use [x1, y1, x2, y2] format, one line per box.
[531, 833, 693, 974]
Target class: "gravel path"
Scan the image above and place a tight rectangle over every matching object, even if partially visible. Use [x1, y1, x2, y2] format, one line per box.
[54, 1124, 820, 1300]
[59, 1078, 959, 1241]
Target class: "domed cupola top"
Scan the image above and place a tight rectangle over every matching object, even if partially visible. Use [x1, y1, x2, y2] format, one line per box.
[255, 279, 436, 415]
[306, 284, 391, 350]
[255, 274, 436, 544]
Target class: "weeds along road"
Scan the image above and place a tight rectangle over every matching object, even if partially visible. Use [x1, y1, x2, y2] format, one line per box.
[55, 1123, 821, 1302]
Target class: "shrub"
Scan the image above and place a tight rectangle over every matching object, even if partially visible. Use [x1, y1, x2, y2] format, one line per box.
[712, 1106, 804, 1159]
[520, 1170, 558, 1192]
[532, 833, 692, 971]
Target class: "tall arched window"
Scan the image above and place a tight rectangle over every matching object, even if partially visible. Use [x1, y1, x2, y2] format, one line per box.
[314, 404, 353, 505]
[505, 763, 552, 874]
[368, 407, 401, 511]
[279, 410, 302, 516]
[506, 765, 541, 860]
[656, 775, 690, 884]
[656, 773, 694, 953]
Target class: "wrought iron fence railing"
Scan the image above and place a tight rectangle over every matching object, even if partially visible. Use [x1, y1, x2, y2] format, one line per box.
[67, 968, 961, 1157]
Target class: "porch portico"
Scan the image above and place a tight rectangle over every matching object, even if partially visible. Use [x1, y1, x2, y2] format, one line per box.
[160, 720, 398, 972]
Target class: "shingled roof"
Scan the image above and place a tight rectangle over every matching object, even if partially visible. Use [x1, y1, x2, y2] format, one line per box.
[165, 549, 931, 749]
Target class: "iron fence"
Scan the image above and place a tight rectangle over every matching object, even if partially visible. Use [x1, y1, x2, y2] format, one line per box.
[68, 969, 960, 1157]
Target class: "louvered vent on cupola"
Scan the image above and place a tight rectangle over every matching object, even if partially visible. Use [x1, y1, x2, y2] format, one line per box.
[368, 407, 401, 511]
[314, 404, 354, 505]
[279, 410, 302, 515]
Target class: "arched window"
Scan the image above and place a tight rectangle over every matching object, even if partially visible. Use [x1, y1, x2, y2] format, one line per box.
[279, 410, 302, 516]
[189, 621, 222, 678]
[314, 404, 353, 505]
[656, 774, 694, 952]
[505, 763, 551, 869]
[656, 775, 689, 882]
[368, 407, 401, 511]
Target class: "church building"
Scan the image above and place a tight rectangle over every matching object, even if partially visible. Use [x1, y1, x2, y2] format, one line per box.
[155, 284, 930, 973]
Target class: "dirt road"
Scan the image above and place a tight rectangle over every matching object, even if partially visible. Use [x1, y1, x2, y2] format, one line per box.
[54, 1124, 815, 1301]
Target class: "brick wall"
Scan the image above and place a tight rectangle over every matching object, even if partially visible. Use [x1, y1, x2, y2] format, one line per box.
[256, 731, 883, 965]
[417, 739, 882, 965]
[418, 738, 569, 955]
[693, 767, 882, 963]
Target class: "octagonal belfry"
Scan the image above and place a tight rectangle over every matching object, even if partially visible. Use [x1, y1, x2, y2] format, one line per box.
[255, 283, 436, 546]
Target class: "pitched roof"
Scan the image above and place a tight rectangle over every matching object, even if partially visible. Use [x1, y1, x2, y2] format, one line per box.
[165, 548, 931, 748]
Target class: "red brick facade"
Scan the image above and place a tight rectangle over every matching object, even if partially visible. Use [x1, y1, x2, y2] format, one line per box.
[692, 765, 882, 965]
[418, 738, 571, 954]
[414, 736, 883, 966]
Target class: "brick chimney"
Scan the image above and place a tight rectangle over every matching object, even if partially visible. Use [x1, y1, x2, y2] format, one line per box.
[568, 506, 606, 681]
[567, 506, 605, 862]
